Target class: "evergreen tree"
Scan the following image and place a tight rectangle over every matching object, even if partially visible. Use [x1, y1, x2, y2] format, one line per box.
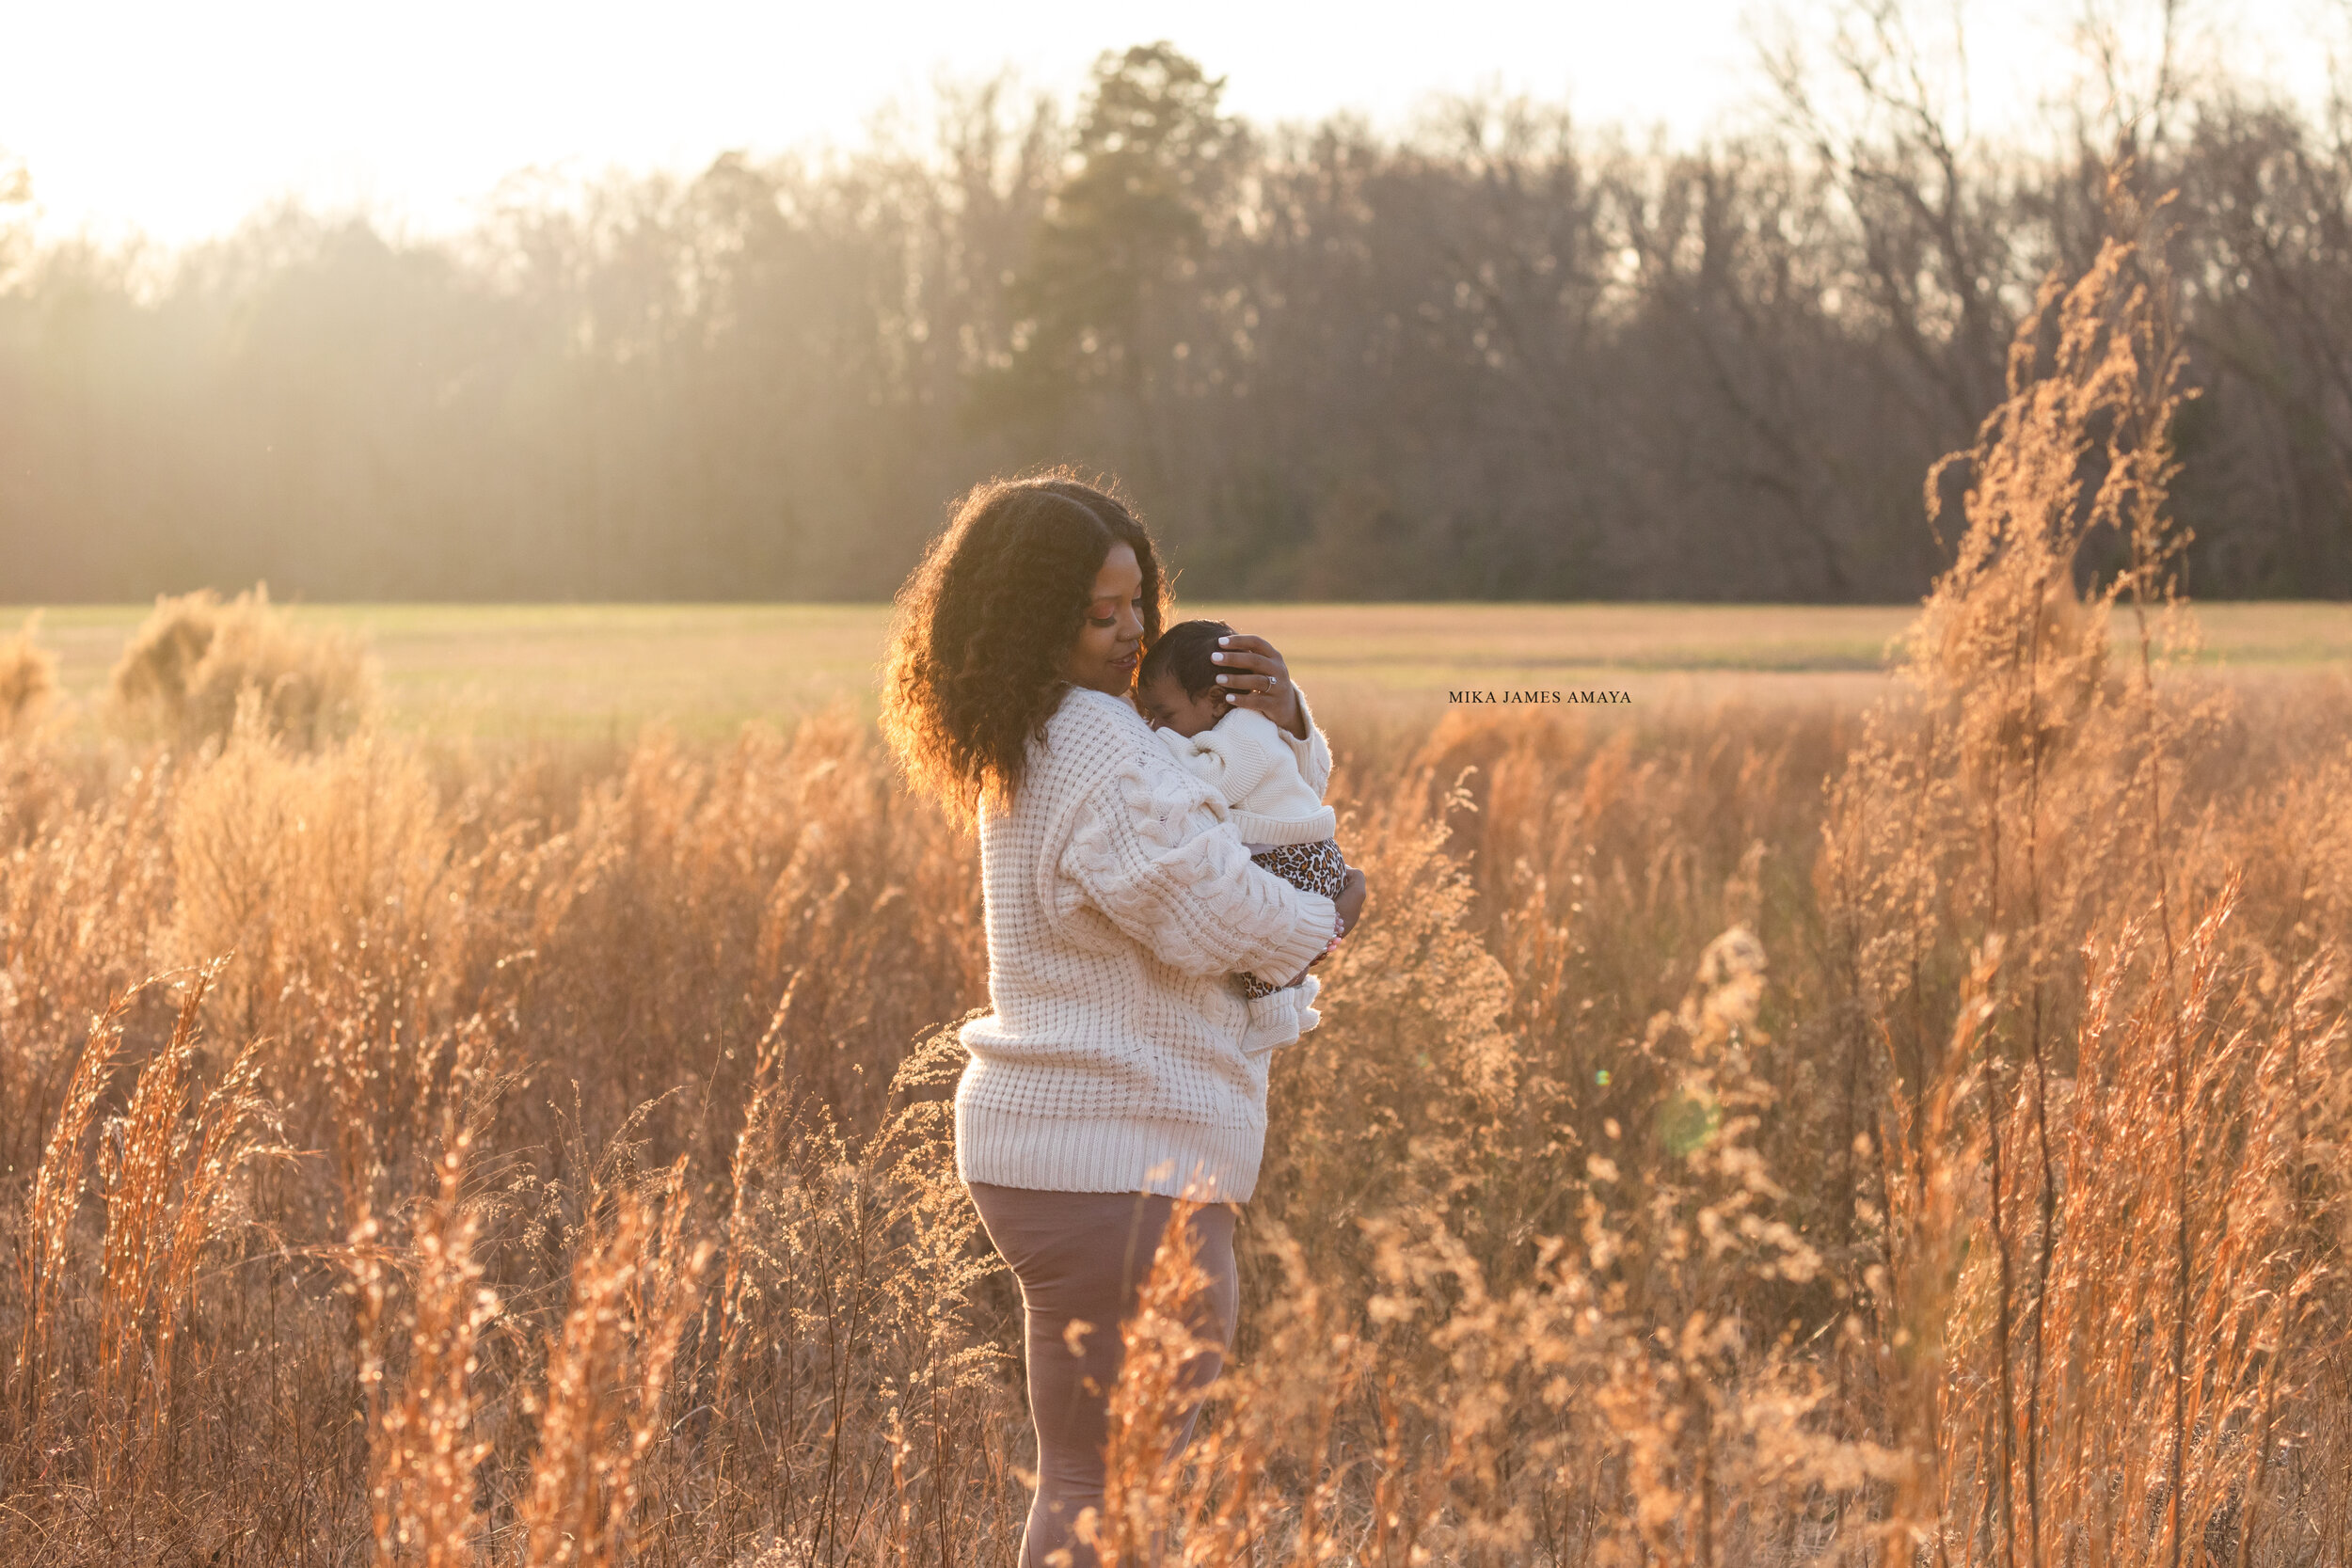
[980, 43, 1234, 425]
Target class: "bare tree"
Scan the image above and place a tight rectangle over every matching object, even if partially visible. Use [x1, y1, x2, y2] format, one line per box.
[0, 33, 2345, 603]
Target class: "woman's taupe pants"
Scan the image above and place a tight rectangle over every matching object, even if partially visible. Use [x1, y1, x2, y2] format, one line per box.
[965, 1182, 1240, 1568]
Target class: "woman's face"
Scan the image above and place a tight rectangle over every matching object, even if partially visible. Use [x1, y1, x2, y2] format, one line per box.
[1064, 541, 1146, 696]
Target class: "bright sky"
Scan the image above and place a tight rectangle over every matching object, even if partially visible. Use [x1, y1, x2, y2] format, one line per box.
[4, 0, 2340, 249]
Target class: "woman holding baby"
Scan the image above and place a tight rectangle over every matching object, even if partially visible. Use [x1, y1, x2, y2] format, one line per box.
[880, 473, 1368, 1568]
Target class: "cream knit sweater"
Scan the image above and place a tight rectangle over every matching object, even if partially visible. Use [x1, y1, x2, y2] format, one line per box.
[954, 685, 1341, 1202]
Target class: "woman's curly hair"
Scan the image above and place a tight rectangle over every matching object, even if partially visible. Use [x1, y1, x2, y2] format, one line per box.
[882, 474, 1167, 818]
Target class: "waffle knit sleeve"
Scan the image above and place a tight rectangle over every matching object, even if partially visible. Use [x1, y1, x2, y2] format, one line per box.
[1061, 753, 1336, 986]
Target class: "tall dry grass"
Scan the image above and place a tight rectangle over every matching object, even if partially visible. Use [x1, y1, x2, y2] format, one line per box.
[0, 191, 2347, 1565]
[0, 616, 57, 738]
[108, 585, 376, 753]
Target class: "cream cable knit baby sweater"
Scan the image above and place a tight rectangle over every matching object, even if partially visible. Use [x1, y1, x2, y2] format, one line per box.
[955, 685, 1341, 1202]
[1154, 706, 1339, 847]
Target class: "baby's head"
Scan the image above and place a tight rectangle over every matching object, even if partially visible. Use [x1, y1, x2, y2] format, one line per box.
[1136, 619, 1236, 736]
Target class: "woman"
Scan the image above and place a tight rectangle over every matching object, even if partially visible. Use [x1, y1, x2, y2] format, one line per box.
[881, 474, 1368, 1566]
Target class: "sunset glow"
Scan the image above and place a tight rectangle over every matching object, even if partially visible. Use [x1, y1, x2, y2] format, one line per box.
[7, 0, 2336, 247]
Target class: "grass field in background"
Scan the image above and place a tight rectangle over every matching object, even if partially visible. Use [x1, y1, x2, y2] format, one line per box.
[6, 600, 2344, 739]
[6, 587, 2351, 1560]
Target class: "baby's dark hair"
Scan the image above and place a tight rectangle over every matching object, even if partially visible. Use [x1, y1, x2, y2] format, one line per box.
[1137, 618, 1235, 701]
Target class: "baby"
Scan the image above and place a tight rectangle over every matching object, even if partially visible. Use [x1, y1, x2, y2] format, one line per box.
[1136, 619, 1353, 998]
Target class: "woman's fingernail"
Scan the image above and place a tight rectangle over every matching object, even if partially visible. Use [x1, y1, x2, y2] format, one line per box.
[1211, 652, 1227, 662]
[1218, 636, 1232, 646]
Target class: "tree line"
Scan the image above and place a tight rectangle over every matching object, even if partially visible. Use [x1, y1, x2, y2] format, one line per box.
[5, 27, 2350, 603]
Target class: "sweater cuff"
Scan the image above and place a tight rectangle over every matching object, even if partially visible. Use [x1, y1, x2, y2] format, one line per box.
[1230, 807, 1338, 847]
[1241, 974, 1321, 1056]
[1243, 888, 1336, 987]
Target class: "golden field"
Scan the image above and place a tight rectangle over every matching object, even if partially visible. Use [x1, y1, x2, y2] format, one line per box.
[0, 235, 2350, 1567]
[8, 600, 2346, 739]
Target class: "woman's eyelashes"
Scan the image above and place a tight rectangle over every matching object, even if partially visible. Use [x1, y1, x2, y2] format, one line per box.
[1086, 597, 1142, 630]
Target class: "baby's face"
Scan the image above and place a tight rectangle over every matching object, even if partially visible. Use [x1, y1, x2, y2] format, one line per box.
[1137, 673, 1227, 737]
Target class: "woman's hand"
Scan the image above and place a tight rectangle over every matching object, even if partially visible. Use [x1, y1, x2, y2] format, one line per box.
[1209, 633, 1306, 738]
[1332, 866, 1368, 933]
[1280, 866, 1368, 987]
